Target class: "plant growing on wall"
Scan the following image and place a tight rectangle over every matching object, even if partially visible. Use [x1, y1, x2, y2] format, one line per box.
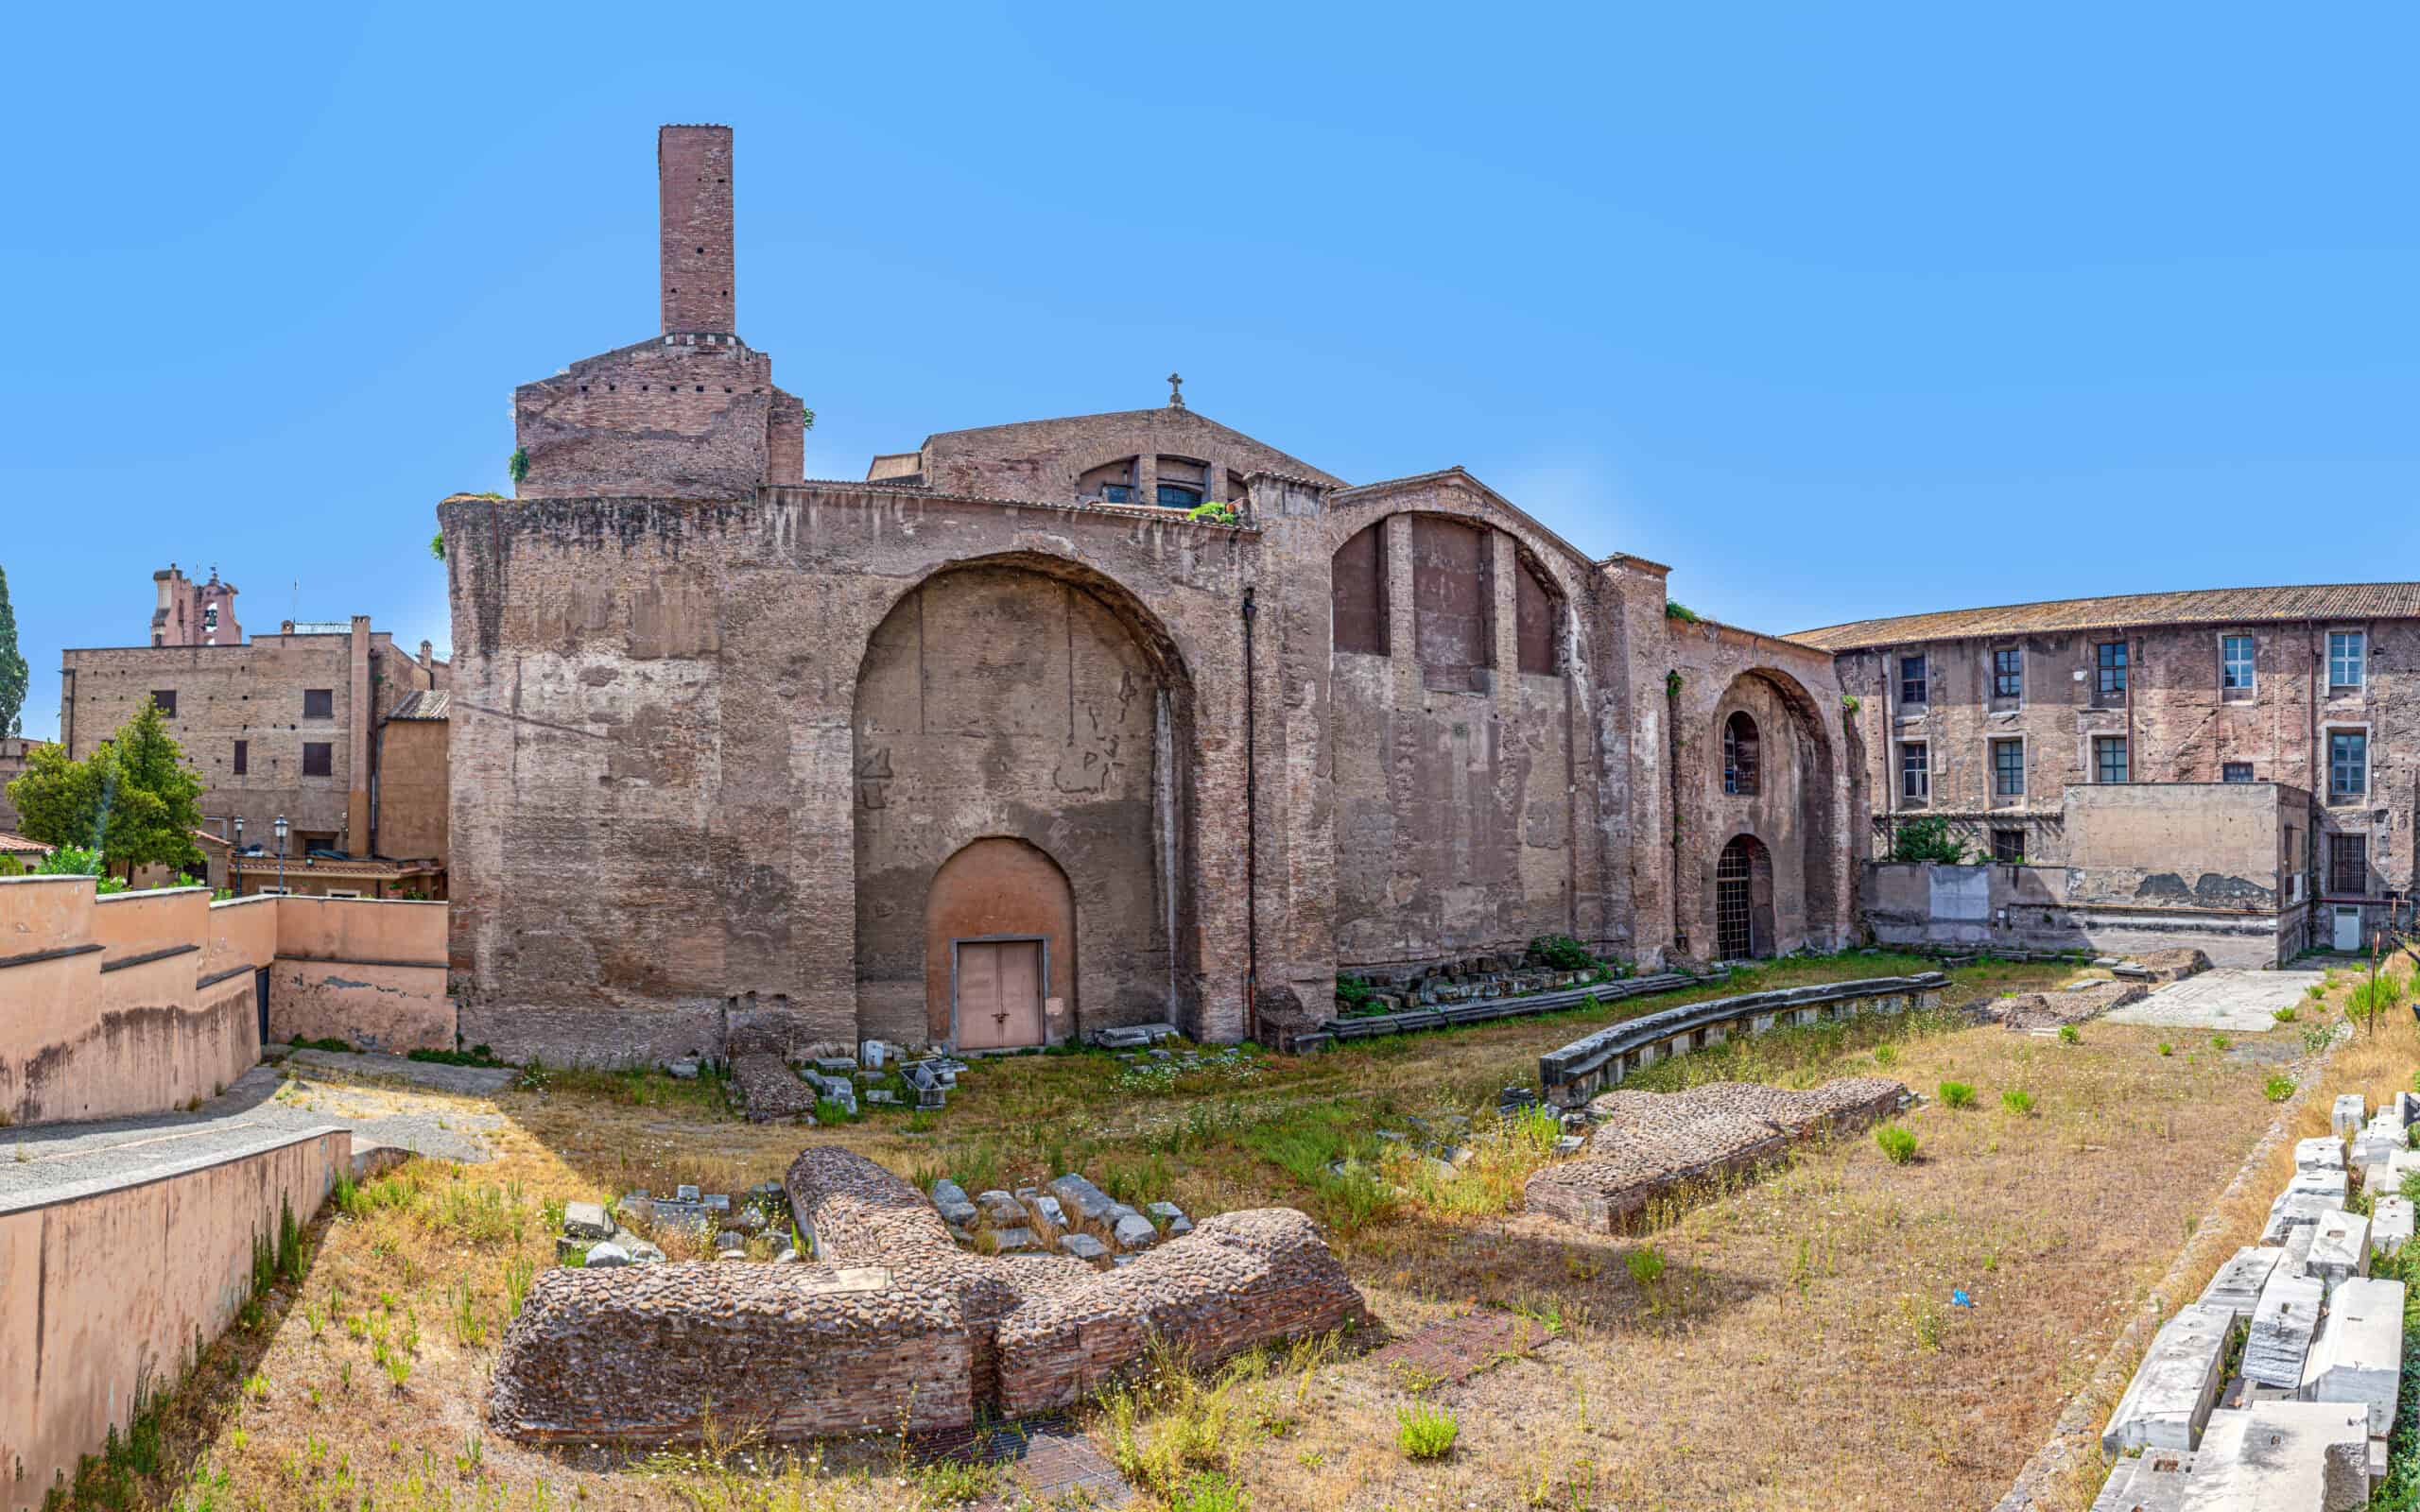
[1187, 501, 1240, 526]
[1841, 695, 1860, 714]
[1887, 816, 1972, 865]
[1665, 601, 1700, 623]
[429, 531, 445, 562]
[507, 447, 531, 486]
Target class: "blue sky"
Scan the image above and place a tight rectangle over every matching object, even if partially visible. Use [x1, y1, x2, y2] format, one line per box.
[5, 4, 2414, 740]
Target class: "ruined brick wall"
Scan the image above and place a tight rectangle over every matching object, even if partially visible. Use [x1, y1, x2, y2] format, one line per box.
[1664, 621, 1859, 961]
[913, 407, 1342, 505]
[60, 632, 364, 850]
[1320, 473, 1596, 973]
[658, 125, 735, 335]
[441, 486, 1261, 1061]
[513, 335, 777, 501]
[855, 564, 1178, 1043]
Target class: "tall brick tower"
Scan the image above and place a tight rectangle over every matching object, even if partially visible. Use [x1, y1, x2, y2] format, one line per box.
[659, 125, 735, 335]
[504, 125, 806, 499]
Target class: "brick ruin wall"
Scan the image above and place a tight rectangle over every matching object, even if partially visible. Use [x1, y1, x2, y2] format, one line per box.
[487, 1147, 1366, 1444]
[1526, 1076, 1909, 1230]
[512, 337, 786, 502]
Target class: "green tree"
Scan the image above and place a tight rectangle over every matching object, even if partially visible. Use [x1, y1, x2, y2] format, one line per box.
[3, 704, 203, 882]
[0, 565, 26, 738]
[6, 741, 110, 850]
[33, 844, 129, 893]
[102, 701, 206, 881]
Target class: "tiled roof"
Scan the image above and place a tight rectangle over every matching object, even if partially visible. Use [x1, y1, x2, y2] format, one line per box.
[0, 832, 48, 854]
[388, 691, 450, 721]
[1789, 582, 2420, 652]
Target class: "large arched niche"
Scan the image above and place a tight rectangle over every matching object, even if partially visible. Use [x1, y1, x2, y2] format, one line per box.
[924, 837, 1076, 1048]
[851, 554, 1196, 1047]
[1701, 668, 1840, 954]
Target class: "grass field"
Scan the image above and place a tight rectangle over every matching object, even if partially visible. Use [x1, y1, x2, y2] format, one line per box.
[56, 951, 2397, 1512]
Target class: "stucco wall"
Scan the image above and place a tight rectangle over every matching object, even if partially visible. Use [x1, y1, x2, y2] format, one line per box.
[269, 897, 450, 1052]
[0, 1127, 348, 1511]
[0, 883, 450, 1124]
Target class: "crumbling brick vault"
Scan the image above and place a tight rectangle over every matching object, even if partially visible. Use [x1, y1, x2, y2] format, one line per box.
[441, 125, 1868, 1065]
[487, 1149, 1365, 1441]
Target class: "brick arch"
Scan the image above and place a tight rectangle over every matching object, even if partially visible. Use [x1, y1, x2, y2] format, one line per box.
[851, 554, 1198, 1047]
[925, 836, 1077, 1047]
[1697, 667, 1840, 954]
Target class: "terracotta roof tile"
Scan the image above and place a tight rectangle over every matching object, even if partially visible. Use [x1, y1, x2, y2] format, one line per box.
[1789, 581, 2420, 652]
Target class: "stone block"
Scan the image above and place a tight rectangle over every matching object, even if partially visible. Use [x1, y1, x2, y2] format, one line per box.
[1049, 1173, 1115, 1223]
[2374, 1196, 2416, 1255]
[2264, 1190, 2339, 1246]
[1059, 1232, 1108, 1261]
[676, 1184, 701, 1203]
[2308, 1211, 2372, 1292]
[2101, 1302, 2236, 1454]
[2199, 1246, 2286, 1328]
[813, 1057, 856, 1074]
[2335, 1094, 2370, 1140]
[2245, 1271, 2325, 1388]
[2189, 1400, 2370, 1511]
[2301, 1276, 2406, 1437]
[1112, 1213, 1158, 1251]
[860, 1040, 888, 1068]
[1030, 1195, 1067, 1229]
[1146, 1201, 1186, 1228]
[2400, 1090, 2420, 1128]
[977, 1191, 1025, 1227]
[989, 1227, 1037, 1252]
[2085, 1449, 2193, 1512]
[583, 1243, 632, 1268]
[562, 1201, 612, 1240]
[2290, 1168, 2352, 1205]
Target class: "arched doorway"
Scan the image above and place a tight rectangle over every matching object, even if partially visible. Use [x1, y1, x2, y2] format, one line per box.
[1715, 833, 1774, 960]
[925, 837, 1075, 1049]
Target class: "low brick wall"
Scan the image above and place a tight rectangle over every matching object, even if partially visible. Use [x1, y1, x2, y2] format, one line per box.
[0, 1125, 349, 1510]
[490, 1146, 1368, 1445]
[1536, 973, 1946, 1107]
[488, 1261, 975, 1442]
[1525, 1077, 1909, 1231]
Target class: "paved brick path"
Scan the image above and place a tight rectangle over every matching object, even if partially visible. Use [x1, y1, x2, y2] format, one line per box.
[913, 1414, 1133, 1507]
[1363, 1308, 1551, 1383]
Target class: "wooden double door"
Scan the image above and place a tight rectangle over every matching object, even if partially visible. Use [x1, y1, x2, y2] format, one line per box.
[955, 938, 1046, 1050]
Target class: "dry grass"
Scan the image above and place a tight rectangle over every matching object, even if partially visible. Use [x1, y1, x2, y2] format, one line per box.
[61, 950, 2357, 1512]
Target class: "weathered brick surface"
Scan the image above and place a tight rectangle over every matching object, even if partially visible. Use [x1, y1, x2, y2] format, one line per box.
[488, 1260, 973, 1443]
[1525, 1077, 1908, 1230]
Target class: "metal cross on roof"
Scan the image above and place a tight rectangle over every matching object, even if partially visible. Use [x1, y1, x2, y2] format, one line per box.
[1167, 371, 1184, 409]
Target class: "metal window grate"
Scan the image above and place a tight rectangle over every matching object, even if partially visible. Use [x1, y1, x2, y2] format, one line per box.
[1716, 841, 1753, 959]
[2331, 834, 2368, 895]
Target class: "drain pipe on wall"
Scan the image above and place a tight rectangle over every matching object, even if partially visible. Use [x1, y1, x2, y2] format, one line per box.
[1240, 586, 1260, 1044]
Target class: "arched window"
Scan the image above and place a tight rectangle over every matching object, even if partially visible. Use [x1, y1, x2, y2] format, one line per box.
[1156, 455, 1207, 509]
[1077, 457, 1138, 505]
[1722, 712, 1760, 796]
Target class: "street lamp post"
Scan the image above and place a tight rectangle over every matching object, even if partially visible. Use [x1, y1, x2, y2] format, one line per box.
[274, 815, 289, 895]
[232, 816, 244, 895]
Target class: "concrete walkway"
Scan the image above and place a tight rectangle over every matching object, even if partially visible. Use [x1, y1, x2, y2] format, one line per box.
[2106, 969, 2327, 1033]
[0, 1055, 511, 1209]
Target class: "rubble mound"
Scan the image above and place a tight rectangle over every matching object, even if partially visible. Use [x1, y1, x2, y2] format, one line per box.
[1525, 1077, 1909, 1231]
[1989, 980, 2148, 1032]
[2135, 947, 2214, 983]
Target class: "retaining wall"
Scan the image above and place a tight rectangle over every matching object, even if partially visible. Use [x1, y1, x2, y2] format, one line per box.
[0, 879, 453, 1125]
[1862, 861, 2299, 969]
[0, 1125, 350, 1510]
[1537, 973, 1948, 1106]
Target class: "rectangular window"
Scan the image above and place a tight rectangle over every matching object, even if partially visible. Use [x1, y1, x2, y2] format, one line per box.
[302, 742, 334, 777]
[2221, 635, 2256, 691]
[2331, 834, 2368, 895]
[303, 688, 335, 719]
[1899, 742, 1929, 801]
[1099, 484, 1132, 504]
[150, 690, 177, 717]
[1992, 829, 2026, 864]
[2095, 735, 2129, 784]
[1899, 655, 1927, 706]
[1991, 647, 2022, 699]
[2095, 641, 2129, 698]
[233, 739, 249, 776]
[2330, 631, 2366, 689]
[2330, 731, 2368, 797]
[1991, 739, 2024, 798]
[2222, 761, 2254, 782]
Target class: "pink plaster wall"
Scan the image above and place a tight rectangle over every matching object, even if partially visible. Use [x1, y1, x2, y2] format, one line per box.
[0, 1128, 348, 1510]
[268, 898, 451, 1052]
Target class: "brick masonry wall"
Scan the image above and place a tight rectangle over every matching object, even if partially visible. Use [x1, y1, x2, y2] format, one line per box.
[1841, 619, 2420, 925]
[514, 336, 776, 501]
[60, 632, 368, 850]
[658, 126, 735, 335]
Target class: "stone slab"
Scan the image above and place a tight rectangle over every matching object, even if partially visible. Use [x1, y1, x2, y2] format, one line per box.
[2103, 970, 2328, 1033]
[2375, 1195, 2416, 1255]
[2187, 1400, 2369, 1511]
[2245, 1270, 2325, 1388]
[2308, 1211, 2372, 1292]
[2298, 1137, 2348, 1174]
[2102, 1302, 2237, 1454]
[285, 1047, 521, 1096]
[2198, 1246, 2286, 1327]
[2301, 1275, 2405, 1437]
[2336, 1094, 2371, 1140]
[1048, 1173, 1115, 1222]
